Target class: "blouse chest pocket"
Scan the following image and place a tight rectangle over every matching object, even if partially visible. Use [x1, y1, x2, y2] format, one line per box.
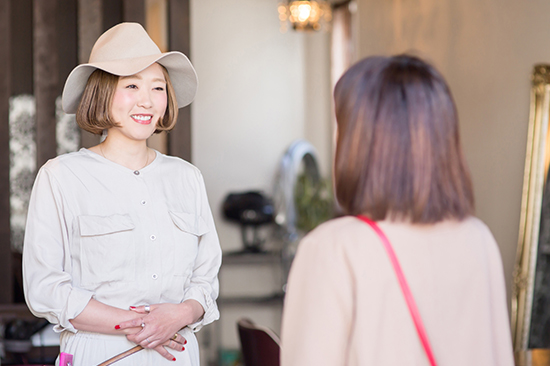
[169, 211, 209, 277]
[77, 214, 136, 287]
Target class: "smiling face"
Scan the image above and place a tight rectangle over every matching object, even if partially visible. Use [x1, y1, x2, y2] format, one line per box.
[108, 63, 168, 143]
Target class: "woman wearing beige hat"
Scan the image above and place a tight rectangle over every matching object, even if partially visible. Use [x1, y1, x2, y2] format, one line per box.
[22, 23, 221, 365]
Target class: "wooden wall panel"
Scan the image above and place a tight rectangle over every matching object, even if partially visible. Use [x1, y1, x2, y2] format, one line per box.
[168, 0, 191, 162]
[78, 0, 102, 148]
[123, 0, 145, 25]
[10, 0, 33, 96]
[102, 0, 122, 31]
[57, 0, 77, 96]
[0, 0, 13, 304]
[78, 0, 102, 64]
[34, 0, 59, 167]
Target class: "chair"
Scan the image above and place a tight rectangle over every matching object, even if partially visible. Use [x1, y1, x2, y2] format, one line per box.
[237, 318, 280, 366]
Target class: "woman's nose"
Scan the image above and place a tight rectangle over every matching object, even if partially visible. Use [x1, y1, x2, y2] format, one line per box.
[137, 90, 153, 108]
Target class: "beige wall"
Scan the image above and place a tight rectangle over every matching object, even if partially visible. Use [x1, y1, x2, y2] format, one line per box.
[190, 0, 332, 352]
[355, 0, 550, 301]
[191, 0, 331, 254]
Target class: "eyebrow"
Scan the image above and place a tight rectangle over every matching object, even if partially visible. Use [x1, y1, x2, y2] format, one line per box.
[120, 74, 166, 83]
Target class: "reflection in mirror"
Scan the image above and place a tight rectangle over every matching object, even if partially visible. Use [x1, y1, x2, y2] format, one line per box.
[513, 64, 550, 357]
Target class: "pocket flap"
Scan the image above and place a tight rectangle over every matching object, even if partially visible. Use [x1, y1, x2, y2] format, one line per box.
[79, 214, 135, 236]
[169, 211, 209, 236]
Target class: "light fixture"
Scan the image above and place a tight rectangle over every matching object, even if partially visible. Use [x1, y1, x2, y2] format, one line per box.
[278, 1, 332, 32]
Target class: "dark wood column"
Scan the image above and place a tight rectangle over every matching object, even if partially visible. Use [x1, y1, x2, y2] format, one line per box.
[34, 0, 59, 167]
[123, 0, 145, 24]
[10, 0, 33, 96]
[102, 0, 122, 31]
[57, 0, 77, 96]
[168, 0, 192, 162]
[78, 0, 102, 148]
[0, 0, 13, 304]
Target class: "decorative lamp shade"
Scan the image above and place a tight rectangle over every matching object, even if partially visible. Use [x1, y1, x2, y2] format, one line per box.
[278, 0, 332, 32]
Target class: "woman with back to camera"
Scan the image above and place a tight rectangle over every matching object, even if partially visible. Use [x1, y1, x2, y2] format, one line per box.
[22, 22, 222, 365]
[280, 55, 514, 365]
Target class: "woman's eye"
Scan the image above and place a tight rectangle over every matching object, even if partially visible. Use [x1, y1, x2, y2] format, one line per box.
[126, 84, 138, 89]
[154, 87, 165, 91]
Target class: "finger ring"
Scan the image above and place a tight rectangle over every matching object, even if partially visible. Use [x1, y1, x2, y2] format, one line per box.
[172, 333, 178, 341]
[146, 337, 150, 343]
[141, 322, 145, 328]
[144, 305, 150, 313]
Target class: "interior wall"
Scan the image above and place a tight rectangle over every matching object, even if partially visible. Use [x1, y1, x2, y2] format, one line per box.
[304, 31, 332, 178]
[191, 0, 303, 255]
[190, 0, 332, 351]
[355, 0, 550, 304]
[191, 0, 331, 253]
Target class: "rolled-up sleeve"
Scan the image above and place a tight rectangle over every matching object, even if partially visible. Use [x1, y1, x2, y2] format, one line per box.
[22, 167, 93, 333]
[183, 171, 222, 332]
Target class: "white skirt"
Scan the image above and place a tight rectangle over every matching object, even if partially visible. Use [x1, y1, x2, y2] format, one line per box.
[57, 327, 199, 366]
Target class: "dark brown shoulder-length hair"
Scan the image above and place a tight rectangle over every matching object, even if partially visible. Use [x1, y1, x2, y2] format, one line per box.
[76, 65, 179, 135]
[333, 54, 474, 223]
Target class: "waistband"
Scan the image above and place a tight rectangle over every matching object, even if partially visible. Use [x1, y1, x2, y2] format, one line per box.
[61, 327, 192, 342]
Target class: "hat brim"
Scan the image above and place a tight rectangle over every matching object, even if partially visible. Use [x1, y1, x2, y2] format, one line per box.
[61, 51, 198, 114]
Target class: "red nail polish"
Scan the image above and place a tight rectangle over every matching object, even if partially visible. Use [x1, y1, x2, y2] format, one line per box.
[129, 306, 136, 309]
[184, 340, 187, 345]
[182, 346, 185, 351]
[172, 358, 176, 361]
[114, 325, 120, 330]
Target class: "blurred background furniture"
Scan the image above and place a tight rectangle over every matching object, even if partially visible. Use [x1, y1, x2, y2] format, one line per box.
[0, 304, 57, 365]
[237, 318, 280, 366]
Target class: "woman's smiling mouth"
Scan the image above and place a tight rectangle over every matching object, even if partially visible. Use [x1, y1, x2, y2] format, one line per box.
[131, 114, 153, 124]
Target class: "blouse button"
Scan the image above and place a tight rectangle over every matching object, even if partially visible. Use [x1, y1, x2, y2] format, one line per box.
[140, 200, 146, 205]
[150, 235, 157, 241]
[152, 274, 158, 280]
[134, 170, 140, 176]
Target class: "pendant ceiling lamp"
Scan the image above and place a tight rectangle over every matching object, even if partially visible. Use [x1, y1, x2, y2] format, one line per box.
[278, 0, 332, 32]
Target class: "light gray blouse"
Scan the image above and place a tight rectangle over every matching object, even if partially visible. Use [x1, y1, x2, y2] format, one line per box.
[22, 148, 222, 334]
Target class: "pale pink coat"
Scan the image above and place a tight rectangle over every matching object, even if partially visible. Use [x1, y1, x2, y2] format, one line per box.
[281, 216, 514, 366]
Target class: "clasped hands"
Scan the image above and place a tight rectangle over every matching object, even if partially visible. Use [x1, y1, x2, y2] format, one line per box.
[115, 303, 190, 362]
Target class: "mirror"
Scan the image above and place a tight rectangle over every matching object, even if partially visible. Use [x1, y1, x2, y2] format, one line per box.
[513, 64, 550, 357]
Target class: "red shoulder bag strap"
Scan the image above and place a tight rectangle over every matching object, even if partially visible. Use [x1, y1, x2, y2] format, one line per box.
[357, 215, 438, 366]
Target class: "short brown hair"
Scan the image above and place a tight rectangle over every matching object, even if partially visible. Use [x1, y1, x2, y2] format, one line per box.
[76, 65, 179, 135]
[333, 54, 474, 223]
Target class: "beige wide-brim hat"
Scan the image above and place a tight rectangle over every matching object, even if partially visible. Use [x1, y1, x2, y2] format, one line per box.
[62, 22, 198, 114]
